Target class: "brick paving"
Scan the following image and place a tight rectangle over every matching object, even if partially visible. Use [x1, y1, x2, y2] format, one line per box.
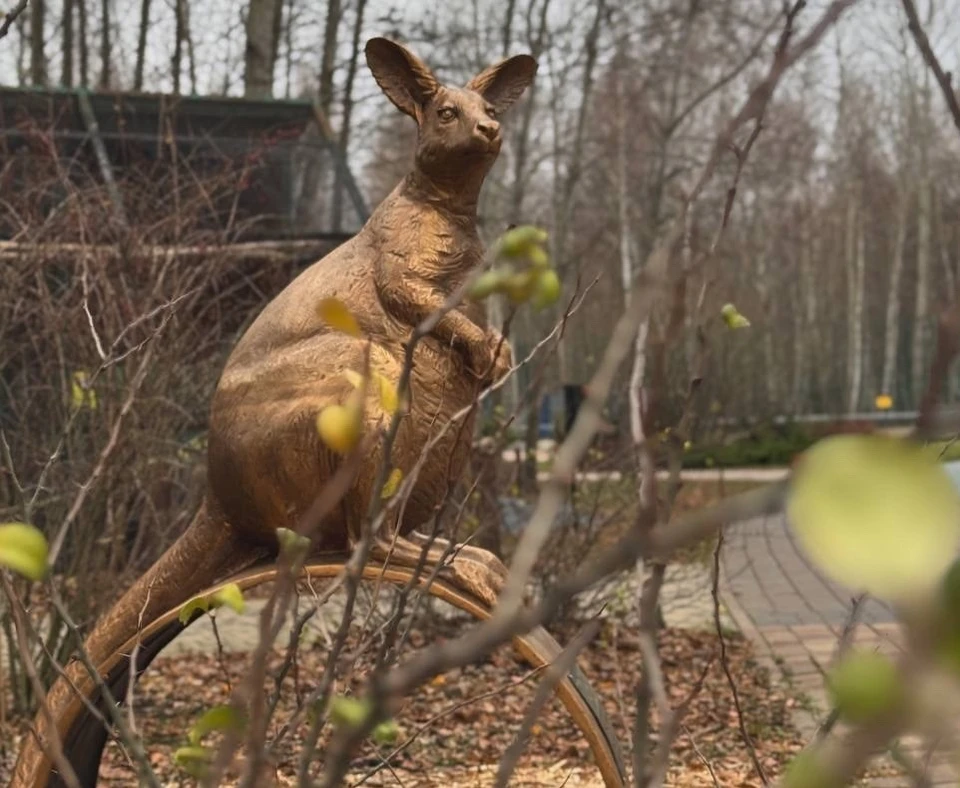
[721, 512, 956, 786]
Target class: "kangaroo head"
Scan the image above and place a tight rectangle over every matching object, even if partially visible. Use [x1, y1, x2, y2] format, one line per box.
[365, 37, 537, 182]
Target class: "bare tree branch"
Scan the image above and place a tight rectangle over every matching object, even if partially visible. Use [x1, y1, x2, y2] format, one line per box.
[900, 0, 960, 136]
[0, 0, 28, 41]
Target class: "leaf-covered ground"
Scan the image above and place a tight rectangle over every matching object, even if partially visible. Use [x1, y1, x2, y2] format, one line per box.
[2, 619, 806, 786]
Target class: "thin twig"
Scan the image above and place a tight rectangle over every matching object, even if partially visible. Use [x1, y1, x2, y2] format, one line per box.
[495, 619, 602, 788]
[0, 575, 82, 788]
[713, 531, 769, 785]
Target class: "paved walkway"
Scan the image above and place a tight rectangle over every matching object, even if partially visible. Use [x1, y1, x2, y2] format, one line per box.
[720, 511, 956, 786]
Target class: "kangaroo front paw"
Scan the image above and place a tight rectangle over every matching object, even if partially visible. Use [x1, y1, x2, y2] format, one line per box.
[473, 330, 512, 386]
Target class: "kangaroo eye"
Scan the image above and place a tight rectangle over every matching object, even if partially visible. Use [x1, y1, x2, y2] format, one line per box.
[437, 107, 457, 121]
[485, 105, 497, 118]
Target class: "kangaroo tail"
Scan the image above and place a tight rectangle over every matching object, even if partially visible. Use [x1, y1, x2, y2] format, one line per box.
[11, 501, 265, 788]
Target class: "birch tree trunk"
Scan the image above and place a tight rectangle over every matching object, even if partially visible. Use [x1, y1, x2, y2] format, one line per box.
[791, 239, 808, 413]
[912, 70, 932, 406]
[913, 179, 932, 406]
[754, 220, 776, 411]
[845, 196, 864, 414]
[881, 186, 909, 398]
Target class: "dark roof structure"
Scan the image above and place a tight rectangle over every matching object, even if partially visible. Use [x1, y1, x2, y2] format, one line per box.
[0, 86, 369, 242]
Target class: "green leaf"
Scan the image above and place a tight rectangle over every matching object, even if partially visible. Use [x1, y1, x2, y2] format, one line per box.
[173, 745, 213, 778]
[782, 750, 841, 788]
[277, 527, 311, 560]
[329, 696, 371, 729]
[531, 269, 561, 310]
[787, 434, 960, 603]
[497, 225, 548, 258]
[188, 705, 246, 745]
[468, 269, 508, 300]
[827, 650, 904, 723]
[720, 302, 750, 329]
[372, 719, 399, 745]
[0, 522, 49, 581]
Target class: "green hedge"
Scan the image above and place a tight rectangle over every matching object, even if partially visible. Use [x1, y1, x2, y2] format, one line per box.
[683, 422, 815, 468]
[684, 422, 960, 469]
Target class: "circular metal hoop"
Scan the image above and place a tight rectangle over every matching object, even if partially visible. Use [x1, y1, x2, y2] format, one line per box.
[21, 556, 627, 788]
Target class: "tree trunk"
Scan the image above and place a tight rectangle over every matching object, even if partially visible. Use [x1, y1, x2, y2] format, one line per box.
[331, 0, 367, 231]
[500, 0, 517, 56]
[913, 179, 932, 405]
[133, 0, 149, 90]
[845, 198, 864, 414]
[881, 186, 909, 398]
[172, 0, 184, 94]
[244, 0, 281, 99]
[77, 0, 88, 85]
[283, 0, 295, 96]
[318, 0, 342, 116]
[185, 0, 197, 94]
[552, 0, 605, 383]
[754, 223, 776, 412]
[98, 0, 110, 89]
[30, 0, 47, 86]
[61, 0, 74, 86]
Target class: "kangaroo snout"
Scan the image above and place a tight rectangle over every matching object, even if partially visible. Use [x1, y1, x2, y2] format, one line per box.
[476, 119, 500, 141]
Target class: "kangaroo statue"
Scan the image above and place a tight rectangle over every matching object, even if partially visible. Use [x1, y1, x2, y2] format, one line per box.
[13, 38, 627, 788]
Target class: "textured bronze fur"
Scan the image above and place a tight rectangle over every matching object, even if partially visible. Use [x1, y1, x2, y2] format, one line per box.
[13, 38, 539, 786]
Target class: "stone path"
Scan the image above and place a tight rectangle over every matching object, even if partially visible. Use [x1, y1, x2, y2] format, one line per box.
[720, 511, 957, 786]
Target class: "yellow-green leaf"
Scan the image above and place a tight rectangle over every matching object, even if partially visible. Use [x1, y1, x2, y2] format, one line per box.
[531, 269, 561, 310]
[787, 434, 960, 603]
[173, 745, 213, 778]
[827, 650, 904, 723]
[0, 522, 49, 581]
[381, 468, 403, 499]
[720, 303, 750, 329]
[316, 403, 363, 454]
[178, 583, 245, 624]
[211, 583, 245, 615]
[277, 527, 311, 559]
[497, 225, 548, 258]
[468, 269, 508, 300]
[188, 705, 246, 745]
[374, 373, 399, 415]
[178, 595, 211, 624]
[70, 370, 98, 411]
[343, 369, 365, 389]
[318, 298, 362, 337]
[372, 719, 399, 745]
[329, 696, 371, 728]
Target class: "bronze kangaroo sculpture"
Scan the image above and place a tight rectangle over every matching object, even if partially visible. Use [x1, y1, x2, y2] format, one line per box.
[13, 38, 627, 788]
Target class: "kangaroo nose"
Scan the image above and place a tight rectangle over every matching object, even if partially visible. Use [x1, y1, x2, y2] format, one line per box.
[477, 120, 500, 140]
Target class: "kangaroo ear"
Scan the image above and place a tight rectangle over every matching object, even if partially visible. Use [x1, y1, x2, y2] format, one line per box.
[365, 37, 440, 119]
[466, 55, 538, 115]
